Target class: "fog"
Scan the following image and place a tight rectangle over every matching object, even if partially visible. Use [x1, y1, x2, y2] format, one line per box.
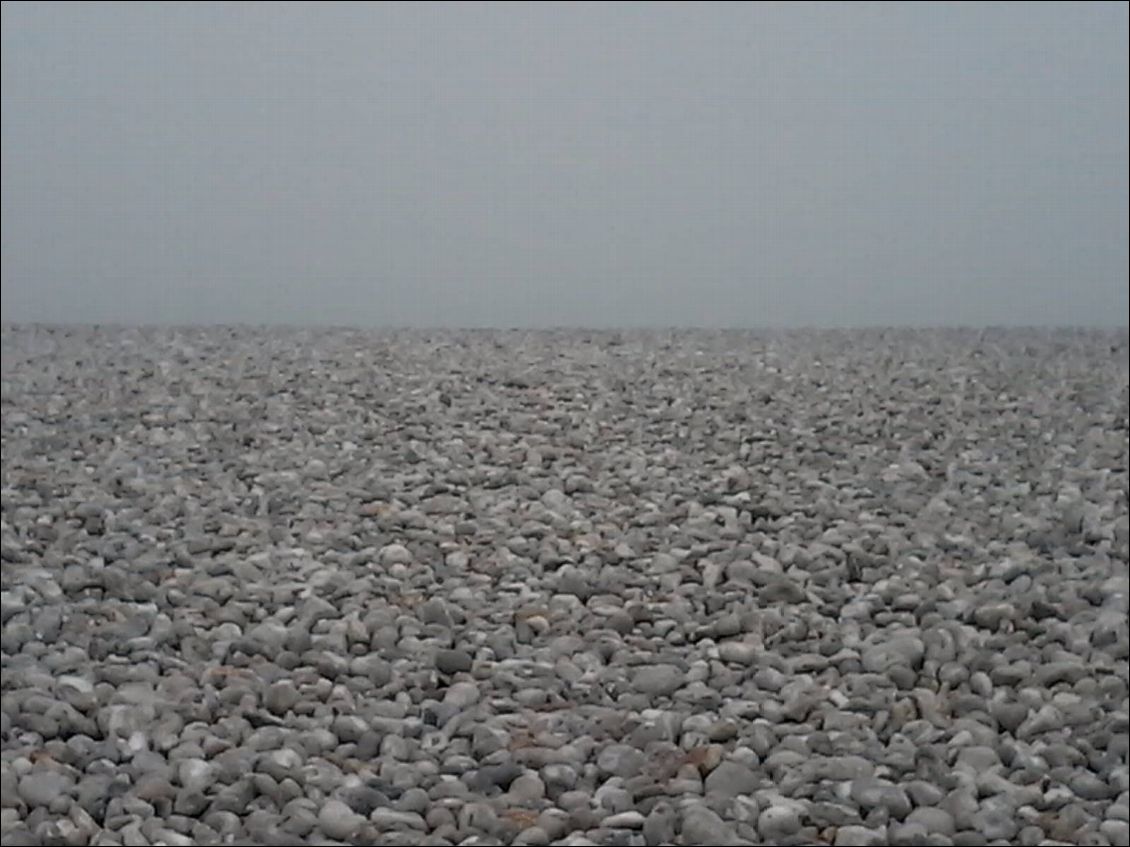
[2, 2, 1127, 327]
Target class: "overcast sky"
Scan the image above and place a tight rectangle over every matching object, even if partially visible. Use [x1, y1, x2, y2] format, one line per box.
[2, 2, 1127, 327]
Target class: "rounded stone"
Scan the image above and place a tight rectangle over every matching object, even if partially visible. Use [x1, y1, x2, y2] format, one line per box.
[631, 664, 685, 696]
[758, 804, 801, 840]
[378, 543, 413, 565]
[318, 798, 367, 840]
[906, 807, 957, 837]
[510, 773, 547, 803]
[435, 648, 473, 675]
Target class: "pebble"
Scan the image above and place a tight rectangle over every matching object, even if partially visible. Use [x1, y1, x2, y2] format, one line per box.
[834, 825, 888, 846]
[1101, 820, 1130, 845]
[371, 808, 427, 830]
[682, 804, 739, 845]
[758, 804, 802, 841]
[596, 745, 648, 778]
[703, 761, 760, 799]
[378, 544, 413, 566]
[318, 798, 367, 840]
[509, 772, 547, 803]
[631, 664, 685, 696]
[717, 641, 760, 665]
[263, 681, 301, 716]
[435, 648, 473, 675]
[850, 778, 912, 818]
[18, 771, 73, 809]
[603, 811, 646, 829]
[906, 807, 957, 836]
[643, 803, 677, 846]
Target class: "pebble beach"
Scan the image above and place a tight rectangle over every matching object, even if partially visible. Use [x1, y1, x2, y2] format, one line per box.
[1, 325, 1127, 846]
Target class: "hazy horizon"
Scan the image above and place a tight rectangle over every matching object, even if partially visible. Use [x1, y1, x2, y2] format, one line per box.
[3, 2, 1127, 329]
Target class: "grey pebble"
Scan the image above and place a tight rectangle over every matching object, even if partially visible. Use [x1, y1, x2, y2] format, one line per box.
[631, 664, 685, 696]
[435, 648, 473, 675]
[834, 825, 888, 846]
[703, 761, 760, 799]
[758, 804, 801, 841]
[18, 771, 74, 809]
[682, 804, 739, 845]
[906, 807, 957, 837]
[319, 798, 367, 840]
[371, 808, 427, 830]
[643, 802, 677, 846]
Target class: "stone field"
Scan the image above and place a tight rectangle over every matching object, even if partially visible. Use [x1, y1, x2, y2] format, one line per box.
[1, 325, 1127, 846]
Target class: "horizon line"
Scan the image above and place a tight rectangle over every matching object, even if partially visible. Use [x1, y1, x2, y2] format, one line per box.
[3, 321, 1128, 333]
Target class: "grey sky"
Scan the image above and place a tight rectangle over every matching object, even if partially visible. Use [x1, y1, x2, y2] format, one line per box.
[2, 2, 1127, 328]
